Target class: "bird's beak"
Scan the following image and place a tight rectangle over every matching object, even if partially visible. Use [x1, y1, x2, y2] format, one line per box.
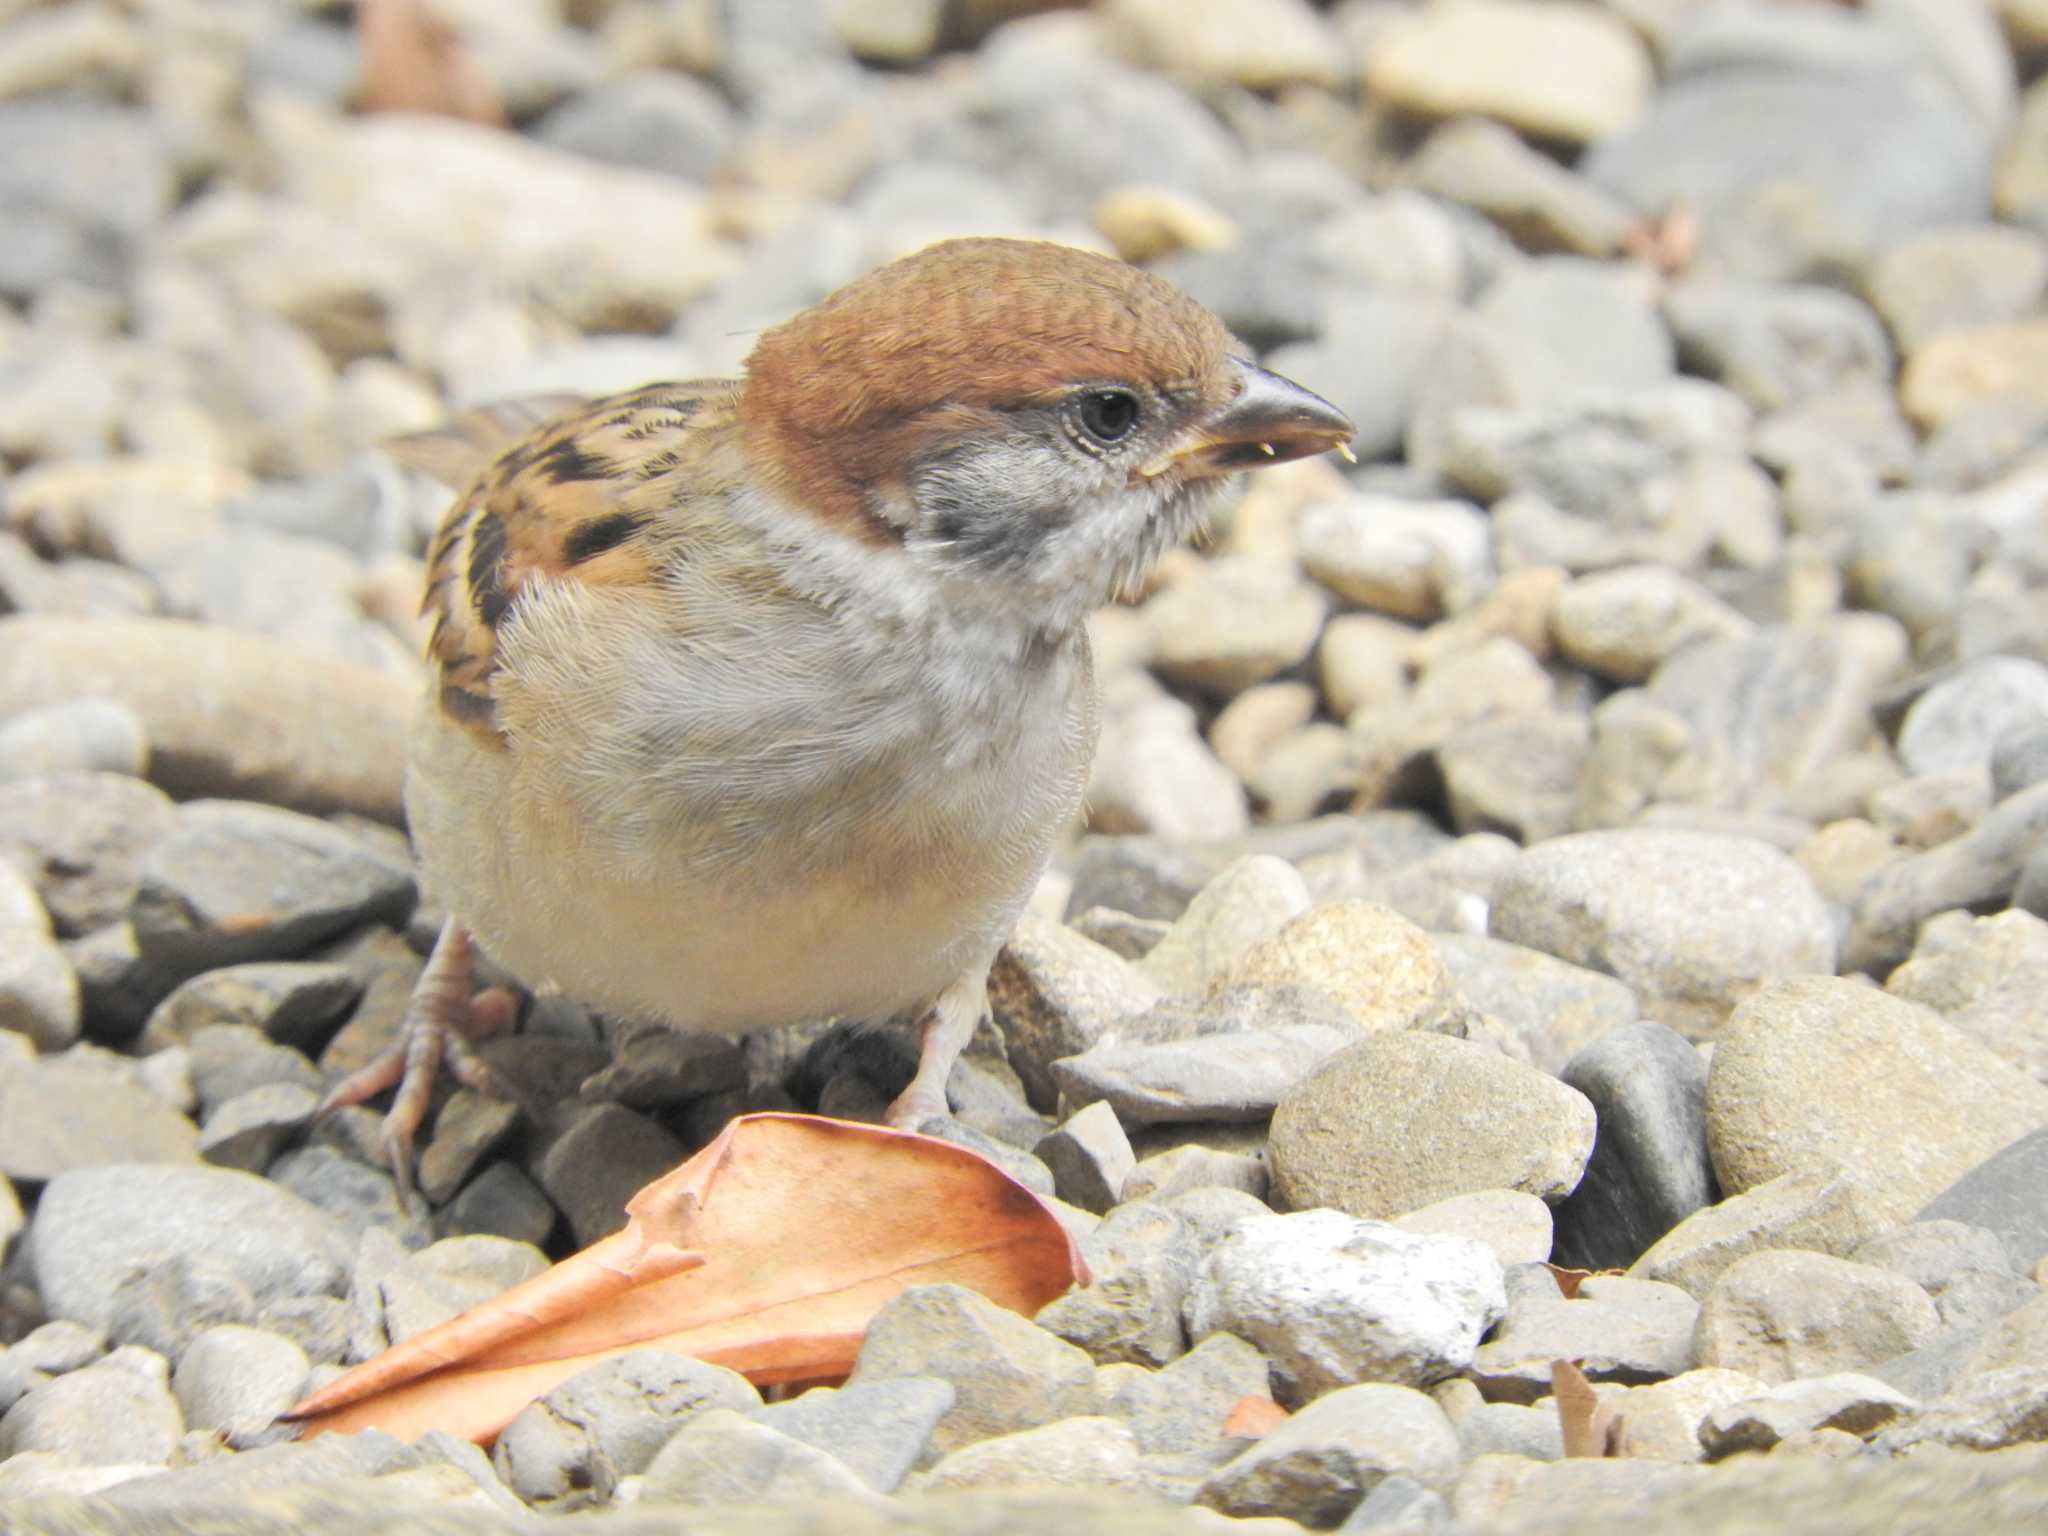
[1141, 357, 1356, 480]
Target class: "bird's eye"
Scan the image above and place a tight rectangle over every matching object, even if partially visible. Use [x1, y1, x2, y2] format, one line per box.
[1076, 389, 1141, 444]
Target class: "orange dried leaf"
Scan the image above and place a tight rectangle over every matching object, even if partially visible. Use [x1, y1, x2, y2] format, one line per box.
[286, 1113, 1085, 1445]
[1221, 1395, 1290, 1439]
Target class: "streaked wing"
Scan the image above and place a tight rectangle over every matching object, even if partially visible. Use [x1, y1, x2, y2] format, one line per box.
[408, 381, 743, 745]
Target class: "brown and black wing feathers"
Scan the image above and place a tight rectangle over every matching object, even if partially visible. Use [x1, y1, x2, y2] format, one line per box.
[407, 382, 736, 745]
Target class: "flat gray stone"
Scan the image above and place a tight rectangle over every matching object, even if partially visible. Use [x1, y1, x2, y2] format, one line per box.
[1919, 1127, 2048, 1273]
[1471, 1276, 1700, 1402]
[130, 800, 415, 980]
[0, 1046, 199, 1181]
[31, 1163, 351, 1332]
[1700, 1373, 1917, 1458]
[1053, 1024, 1348, 1126]
[198, 1082, 320, 1173]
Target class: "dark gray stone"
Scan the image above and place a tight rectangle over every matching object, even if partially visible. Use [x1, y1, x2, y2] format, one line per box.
[578, 1019, 746, 1110]
[142, 961, 363, 1056]
[130, 801, 416, 984]
[1919, 1128, 2048, 1274]
[1034, 1101, 1136, 1215]
[417, 1089, 523, 1207]
[1553, 1022, 1719, 1272]
[198, 1082, 321, 1174]
[440, 1160, 557, 1249]
[533, 1103, 687, 1248]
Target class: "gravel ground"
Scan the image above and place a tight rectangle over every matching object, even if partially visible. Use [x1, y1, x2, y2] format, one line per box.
[4, 0, 2048, 1530]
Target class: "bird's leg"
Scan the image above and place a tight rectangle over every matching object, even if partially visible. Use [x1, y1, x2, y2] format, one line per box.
[315, 920, 514, 1203]
[885, 967, 988, 1130]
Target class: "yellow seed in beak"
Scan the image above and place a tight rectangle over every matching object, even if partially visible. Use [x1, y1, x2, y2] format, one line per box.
[1258, 442, 1276, 456]
[1337, 442, 1357, 464]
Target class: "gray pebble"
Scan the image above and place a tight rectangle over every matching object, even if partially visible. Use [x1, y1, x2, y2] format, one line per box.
[0, 1353, 182, 1465]
[1034, 1101, 1136, 1216]
[198, 1082, 320, 1173]
[0, 928, 80, 1052]
[1196, 1382, 1458, 1527]
[640, 1406, 876, 1509]
[493, 1350, 760, 1509]
[755, 1376, 956, 1493]
[0, 698, 147, 782]
[848, 1283, 1096, 1462]
[171, 1324, 309, 1433]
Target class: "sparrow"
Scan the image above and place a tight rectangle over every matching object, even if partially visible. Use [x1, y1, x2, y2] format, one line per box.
[320, 237, 1354, 1196]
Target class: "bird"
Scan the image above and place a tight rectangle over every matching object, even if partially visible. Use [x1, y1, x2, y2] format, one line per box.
[320, 236, 1355, 1197]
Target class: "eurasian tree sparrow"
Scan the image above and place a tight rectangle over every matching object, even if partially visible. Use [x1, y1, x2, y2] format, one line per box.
[322, 237, 1354, 1193]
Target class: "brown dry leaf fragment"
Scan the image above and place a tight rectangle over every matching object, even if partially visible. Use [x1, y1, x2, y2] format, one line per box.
[1541, 1263, 1596, 1300]
[1552, 1359, 1619, 1458]
[1222, 1395, 1290, 1439]
[285, 1113, 1085, 1445]
[358, 0, 505, 126]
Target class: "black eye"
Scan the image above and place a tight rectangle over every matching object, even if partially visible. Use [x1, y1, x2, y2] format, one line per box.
[1077, 389, 1141, 444]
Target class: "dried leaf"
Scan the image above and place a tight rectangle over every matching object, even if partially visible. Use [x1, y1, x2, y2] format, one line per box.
[287, 1113, 1085, 1445]
[1221, 1395, 1289, 1439]
[1541, 1263, 1595, 1300]
[358, 0, 505, 126]
[1552, 1359, 1618, 1458]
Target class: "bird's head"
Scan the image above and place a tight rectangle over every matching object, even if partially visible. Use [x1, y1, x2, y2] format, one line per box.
[741, 238, 1353, 634]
